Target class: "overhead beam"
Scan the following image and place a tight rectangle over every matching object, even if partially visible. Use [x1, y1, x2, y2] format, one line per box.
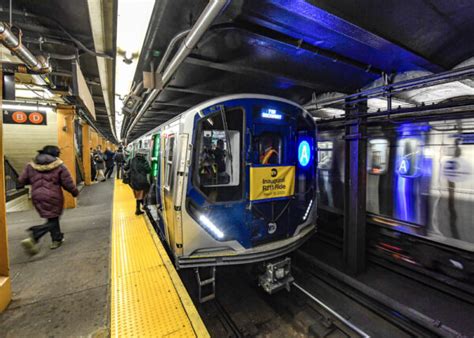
[87, 0, 116, 140]
[240, 2, 442, 72]
[146, 110, 181, 116]
[164, 85, 227, 97]
[184, 55, 328, 91]
[151, 102, 193, 109]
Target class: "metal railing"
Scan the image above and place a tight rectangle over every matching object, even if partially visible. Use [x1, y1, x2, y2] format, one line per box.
[5, 157, 19, 193]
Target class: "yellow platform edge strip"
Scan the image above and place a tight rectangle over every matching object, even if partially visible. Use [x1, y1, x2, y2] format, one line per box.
[110, 180, 209, 337]
[143, 216, 209, 337]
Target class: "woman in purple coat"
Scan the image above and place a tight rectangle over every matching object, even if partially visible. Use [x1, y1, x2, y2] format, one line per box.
[19, 145, 79, 255]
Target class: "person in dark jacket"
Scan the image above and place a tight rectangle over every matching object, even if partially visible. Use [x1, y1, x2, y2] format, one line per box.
[94, 146, 106, 182]
[18, 145, 79, 255]
[104, 147, 115, 179]
[124, 149, 150, 215]
[114, 147, 125, 179]
[90, 147, 97, 181]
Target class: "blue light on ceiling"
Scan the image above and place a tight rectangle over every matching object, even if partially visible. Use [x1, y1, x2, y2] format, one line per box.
[298, 140, 311, 167]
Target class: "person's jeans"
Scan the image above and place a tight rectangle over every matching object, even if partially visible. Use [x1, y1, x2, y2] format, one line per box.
[29, 217, 63, 242]
[105, 165, 114, 179]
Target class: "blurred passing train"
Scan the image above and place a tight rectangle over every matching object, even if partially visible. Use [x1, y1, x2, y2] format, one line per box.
[128, 94, 317, 295]
[317, 117, 474, 281]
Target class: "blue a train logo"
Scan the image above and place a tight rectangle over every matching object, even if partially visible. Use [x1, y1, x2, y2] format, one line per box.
[398, 159, 410, 175]
[298, 140, 311, 167]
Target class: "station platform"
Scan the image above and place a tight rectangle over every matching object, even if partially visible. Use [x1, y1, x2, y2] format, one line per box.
[0, 179, 208, 337]
[110, 180, 208, 337]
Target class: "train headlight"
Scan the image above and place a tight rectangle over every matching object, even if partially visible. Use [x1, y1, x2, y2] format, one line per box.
[302, 199, 313, 221]
[199, 215, 224, 239]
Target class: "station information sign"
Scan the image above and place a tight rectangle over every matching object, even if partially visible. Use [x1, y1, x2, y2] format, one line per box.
[3, 110, 47, 125]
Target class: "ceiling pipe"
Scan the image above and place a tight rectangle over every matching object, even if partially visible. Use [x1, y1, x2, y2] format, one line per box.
[0, 22, 51, 73]
[125, 0, 230, 138]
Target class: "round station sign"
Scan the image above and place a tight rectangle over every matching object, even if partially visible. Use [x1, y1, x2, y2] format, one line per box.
[28, 112, 44, 124]
[298, 140, 311, 167]
[12, 111, 28, 123]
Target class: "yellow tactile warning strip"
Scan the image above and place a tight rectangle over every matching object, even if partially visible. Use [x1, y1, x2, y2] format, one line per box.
[110, 180, 209, 337]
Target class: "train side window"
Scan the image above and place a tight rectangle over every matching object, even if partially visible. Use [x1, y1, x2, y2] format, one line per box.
[368, 139, 389, 174]
[194, 107, 244, 202]
[164, 135, 175, 189]
[317, 141, 333, 170]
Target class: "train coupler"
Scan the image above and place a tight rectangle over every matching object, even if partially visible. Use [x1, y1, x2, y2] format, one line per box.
[258, 257, 294, 294]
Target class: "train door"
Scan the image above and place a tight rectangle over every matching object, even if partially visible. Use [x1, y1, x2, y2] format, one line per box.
[163, 134, 176, 249]
[162, 132, 189, 256]
[249, 108, 297, 244]
[394, 136, 429, 226]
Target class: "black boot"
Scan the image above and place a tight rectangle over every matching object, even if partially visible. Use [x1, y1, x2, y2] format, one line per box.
[135, 200, 144, 215]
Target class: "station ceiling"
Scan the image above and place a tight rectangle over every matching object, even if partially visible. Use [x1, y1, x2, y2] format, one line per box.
[125, 0, 474, 141]
[0, 0, 117, 141]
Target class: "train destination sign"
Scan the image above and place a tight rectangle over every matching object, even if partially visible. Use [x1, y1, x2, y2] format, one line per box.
[3, 110, 47, 125]
[250, 165, 295, 201]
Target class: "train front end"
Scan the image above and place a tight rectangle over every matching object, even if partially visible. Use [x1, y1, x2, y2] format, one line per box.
[181, 95, 317, 272]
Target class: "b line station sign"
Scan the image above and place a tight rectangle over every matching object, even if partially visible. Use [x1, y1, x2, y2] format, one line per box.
[3, 110, 47, 125]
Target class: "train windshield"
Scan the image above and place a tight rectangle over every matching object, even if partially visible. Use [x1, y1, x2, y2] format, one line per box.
[254, 132, 283, 165]
[195, 107, 244, 202]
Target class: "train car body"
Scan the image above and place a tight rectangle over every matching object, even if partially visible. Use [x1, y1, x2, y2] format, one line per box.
[130, 94, 317, 274]
[317, 117, 474, 280]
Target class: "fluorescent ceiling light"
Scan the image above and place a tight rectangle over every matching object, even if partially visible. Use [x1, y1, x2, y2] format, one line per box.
[114, 0, 155, 139]
[3, 103, 52, 112]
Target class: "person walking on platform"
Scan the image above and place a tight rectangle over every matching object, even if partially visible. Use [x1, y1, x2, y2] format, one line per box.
[124, 149, 150, 215]
[114, 146, 125, 179]
[90, 147, 97, 181]
[104, 147, 115, 179]
[94, 145, 106, 182]
[18, 145, 79, 255]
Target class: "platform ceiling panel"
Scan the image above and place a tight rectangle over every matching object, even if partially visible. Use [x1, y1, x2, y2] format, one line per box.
[0, 0, 116, 140]
[125, 0, 474, 139]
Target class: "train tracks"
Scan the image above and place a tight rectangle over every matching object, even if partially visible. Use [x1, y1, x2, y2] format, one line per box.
[294, 250, 464, 337]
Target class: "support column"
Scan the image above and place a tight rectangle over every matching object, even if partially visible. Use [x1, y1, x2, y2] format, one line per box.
[0, 67, 12, 312]
[343, 97, 367, 275]
[82, 123, 92, 185]
[91, 130, 98, 150]
[57, 105, 77, 209]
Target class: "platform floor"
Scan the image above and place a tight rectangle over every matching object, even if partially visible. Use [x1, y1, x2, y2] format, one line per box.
[110, 179, 208, 337]
[0, 178, 208, 337]
[0, 179, 114, 337]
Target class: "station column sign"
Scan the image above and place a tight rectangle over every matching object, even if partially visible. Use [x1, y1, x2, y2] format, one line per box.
[3, 110, 47, 125]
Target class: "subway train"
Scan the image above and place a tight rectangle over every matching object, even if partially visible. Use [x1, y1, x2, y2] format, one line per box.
[317, 117, 474, 281]
[127, 94, 317, 294]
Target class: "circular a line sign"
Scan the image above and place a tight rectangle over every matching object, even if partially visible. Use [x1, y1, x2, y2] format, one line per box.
[298, 140, 311, 167]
